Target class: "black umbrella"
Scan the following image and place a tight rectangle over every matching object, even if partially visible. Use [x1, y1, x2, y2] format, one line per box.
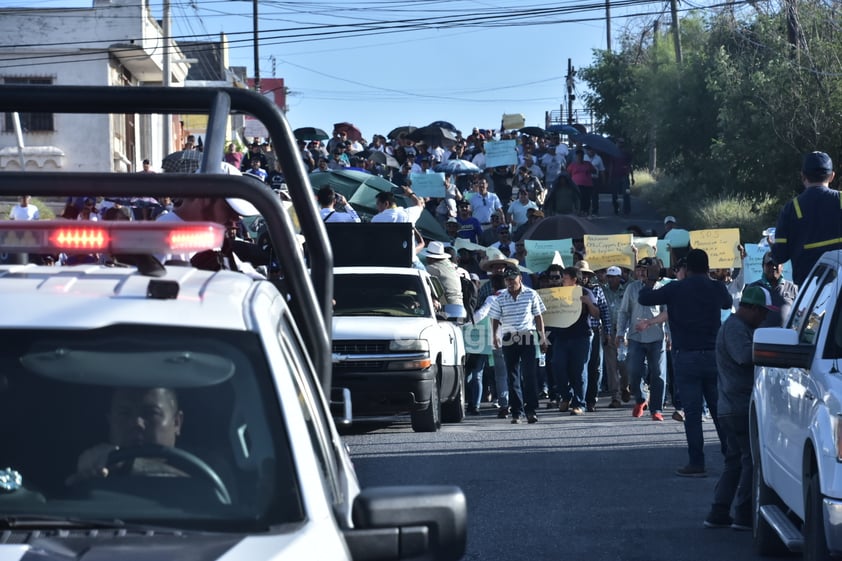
[575, 134, 623, 159]
[387, 125, 417, 140]
[521, 215, 607, 241]
[407, 126, 457, 147]
[428, 120, 457, 131]
[161, 149, 202, 173]
[357, 150, 400, 169]
[519, 126, 546, 138]
[294, 127, 329, 141]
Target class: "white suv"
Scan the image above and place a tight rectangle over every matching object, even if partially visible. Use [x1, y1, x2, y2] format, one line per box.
[751, 250, 842, 559]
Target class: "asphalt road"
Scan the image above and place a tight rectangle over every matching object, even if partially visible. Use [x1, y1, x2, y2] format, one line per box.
[344, 401, 773, 561]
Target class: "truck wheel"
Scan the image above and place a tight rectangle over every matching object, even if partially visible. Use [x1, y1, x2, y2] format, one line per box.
[411, 380, 441, 432]
[441, 368, 465, 423]
[753, 452, 788, 556]
[804, 472, 832, 561]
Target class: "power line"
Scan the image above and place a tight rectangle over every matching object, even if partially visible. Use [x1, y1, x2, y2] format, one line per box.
[0, 0, 755, 72]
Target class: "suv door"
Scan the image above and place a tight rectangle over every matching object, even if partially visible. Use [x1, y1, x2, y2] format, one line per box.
[770, 265, 833, 500]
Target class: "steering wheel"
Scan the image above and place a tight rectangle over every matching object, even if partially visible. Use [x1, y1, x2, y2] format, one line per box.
[107, 444, 231, 505]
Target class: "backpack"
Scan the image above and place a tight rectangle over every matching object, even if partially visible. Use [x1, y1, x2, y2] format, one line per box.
[460, 275, 478, 324]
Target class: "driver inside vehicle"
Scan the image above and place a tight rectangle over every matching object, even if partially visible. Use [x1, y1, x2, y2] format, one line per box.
[67, 387, 186, 484]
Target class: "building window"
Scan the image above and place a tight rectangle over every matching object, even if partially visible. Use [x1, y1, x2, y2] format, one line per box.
[3, 77, 55, 132]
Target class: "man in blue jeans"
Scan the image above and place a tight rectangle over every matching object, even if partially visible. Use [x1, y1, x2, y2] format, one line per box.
[705, 286, 775, 529]
[616, 257, 668, 421]
[489, 266, 548, 424]
[638, 249, 732, 477]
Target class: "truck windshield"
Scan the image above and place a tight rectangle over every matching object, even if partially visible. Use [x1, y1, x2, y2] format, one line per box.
[333, 273, 430, 317]
[0, 326, 302, 532]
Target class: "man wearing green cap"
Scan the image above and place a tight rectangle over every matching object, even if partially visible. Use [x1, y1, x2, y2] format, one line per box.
[704, 286, 778, 530]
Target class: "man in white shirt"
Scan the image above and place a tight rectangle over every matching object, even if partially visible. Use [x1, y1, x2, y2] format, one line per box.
[467, 177, 504, 227]
[317, 186, 360, 223]
[371, 189, 424, 225]
[507, 188, 538, 229]
[9, 195, 39, 221]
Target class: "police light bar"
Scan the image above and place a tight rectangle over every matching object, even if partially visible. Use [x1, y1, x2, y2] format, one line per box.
[0, 221, 225, 254]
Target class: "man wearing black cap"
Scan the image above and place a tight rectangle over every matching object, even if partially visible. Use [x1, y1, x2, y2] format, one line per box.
[771, 151, 839, 285]
[488, 266, 548, 424]
[638, 249, 732, 477]
[747, 251, 798, 327]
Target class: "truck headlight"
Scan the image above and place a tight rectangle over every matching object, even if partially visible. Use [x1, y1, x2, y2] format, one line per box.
[389, 339, 429, 352]
[388, 339, 431, 369]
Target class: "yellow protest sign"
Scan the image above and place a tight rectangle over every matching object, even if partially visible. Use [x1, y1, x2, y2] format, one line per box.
[689, 228, 741, 269]
[537, 286, 582, 328]
[583, 233, 635, 270]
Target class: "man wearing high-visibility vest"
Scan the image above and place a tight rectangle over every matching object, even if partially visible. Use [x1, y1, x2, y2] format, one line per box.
[771, 151, 839, 286]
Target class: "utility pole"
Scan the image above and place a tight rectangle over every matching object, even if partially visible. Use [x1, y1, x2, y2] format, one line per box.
[649, 21, 659, 171]
[252, 0, 260, 92]
[670, 0, 683, 64]
[162, 0, 171, 153]
[565, 59, 576, 125]
[605, 0, 612, 52]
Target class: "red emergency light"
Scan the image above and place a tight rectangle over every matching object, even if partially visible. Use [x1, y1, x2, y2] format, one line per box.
[0, 221, 225, 255]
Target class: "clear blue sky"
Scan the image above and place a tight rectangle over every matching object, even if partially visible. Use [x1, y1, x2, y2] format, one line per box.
[3, 0, 713, 140]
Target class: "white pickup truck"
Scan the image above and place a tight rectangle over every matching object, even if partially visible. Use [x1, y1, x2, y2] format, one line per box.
[332, 266, 467, 432]
[751, 250, 842, 560]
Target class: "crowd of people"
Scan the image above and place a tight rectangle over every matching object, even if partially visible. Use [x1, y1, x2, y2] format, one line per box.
[8, 130, 840, 534]
[224, 124, 635, 225]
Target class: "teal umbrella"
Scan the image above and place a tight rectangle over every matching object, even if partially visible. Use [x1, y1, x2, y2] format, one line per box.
[308, 169, 447, 241]
[308, 169, 397, 207]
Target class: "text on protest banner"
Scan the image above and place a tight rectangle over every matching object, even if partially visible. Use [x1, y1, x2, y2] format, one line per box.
[744, 243, 793, 283]
[689, 228, 740, 269]
[524, 238, 574, 272]
[409, 172, 446, 198]
[537, 286, 583, 329]
[583, 233, 635, 270]
[656, 239, 671, 269]
[484, 139, 519, 168]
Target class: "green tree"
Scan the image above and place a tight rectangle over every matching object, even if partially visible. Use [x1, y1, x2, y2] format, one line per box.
[581, 1, 842, 206]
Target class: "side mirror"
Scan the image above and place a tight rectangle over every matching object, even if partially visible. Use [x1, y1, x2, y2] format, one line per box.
[442, 304, 466, 321]
[344, 486, 467, 561]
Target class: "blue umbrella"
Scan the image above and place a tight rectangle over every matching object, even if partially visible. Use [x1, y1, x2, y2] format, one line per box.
[546, 124, 582, 136]
[576, 133, 623, 159]
[434, 158, 481, 176]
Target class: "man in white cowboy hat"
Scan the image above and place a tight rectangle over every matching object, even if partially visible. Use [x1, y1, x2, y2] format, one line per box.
[423, 241, 463, 306]
[477, 247, 520, 305]
[473, 247, 520, 416]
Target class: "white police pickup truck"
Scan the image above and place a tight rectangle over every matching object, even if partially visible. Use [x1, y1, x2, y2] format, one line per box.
[327, 224, 467, 433]
[751, 250, 842, 560]
[0, 85, 467, 561]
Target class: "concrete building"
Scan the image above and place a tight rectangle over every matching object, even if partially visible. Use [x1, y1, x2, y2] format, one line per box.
[0, 0, 191, 172]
